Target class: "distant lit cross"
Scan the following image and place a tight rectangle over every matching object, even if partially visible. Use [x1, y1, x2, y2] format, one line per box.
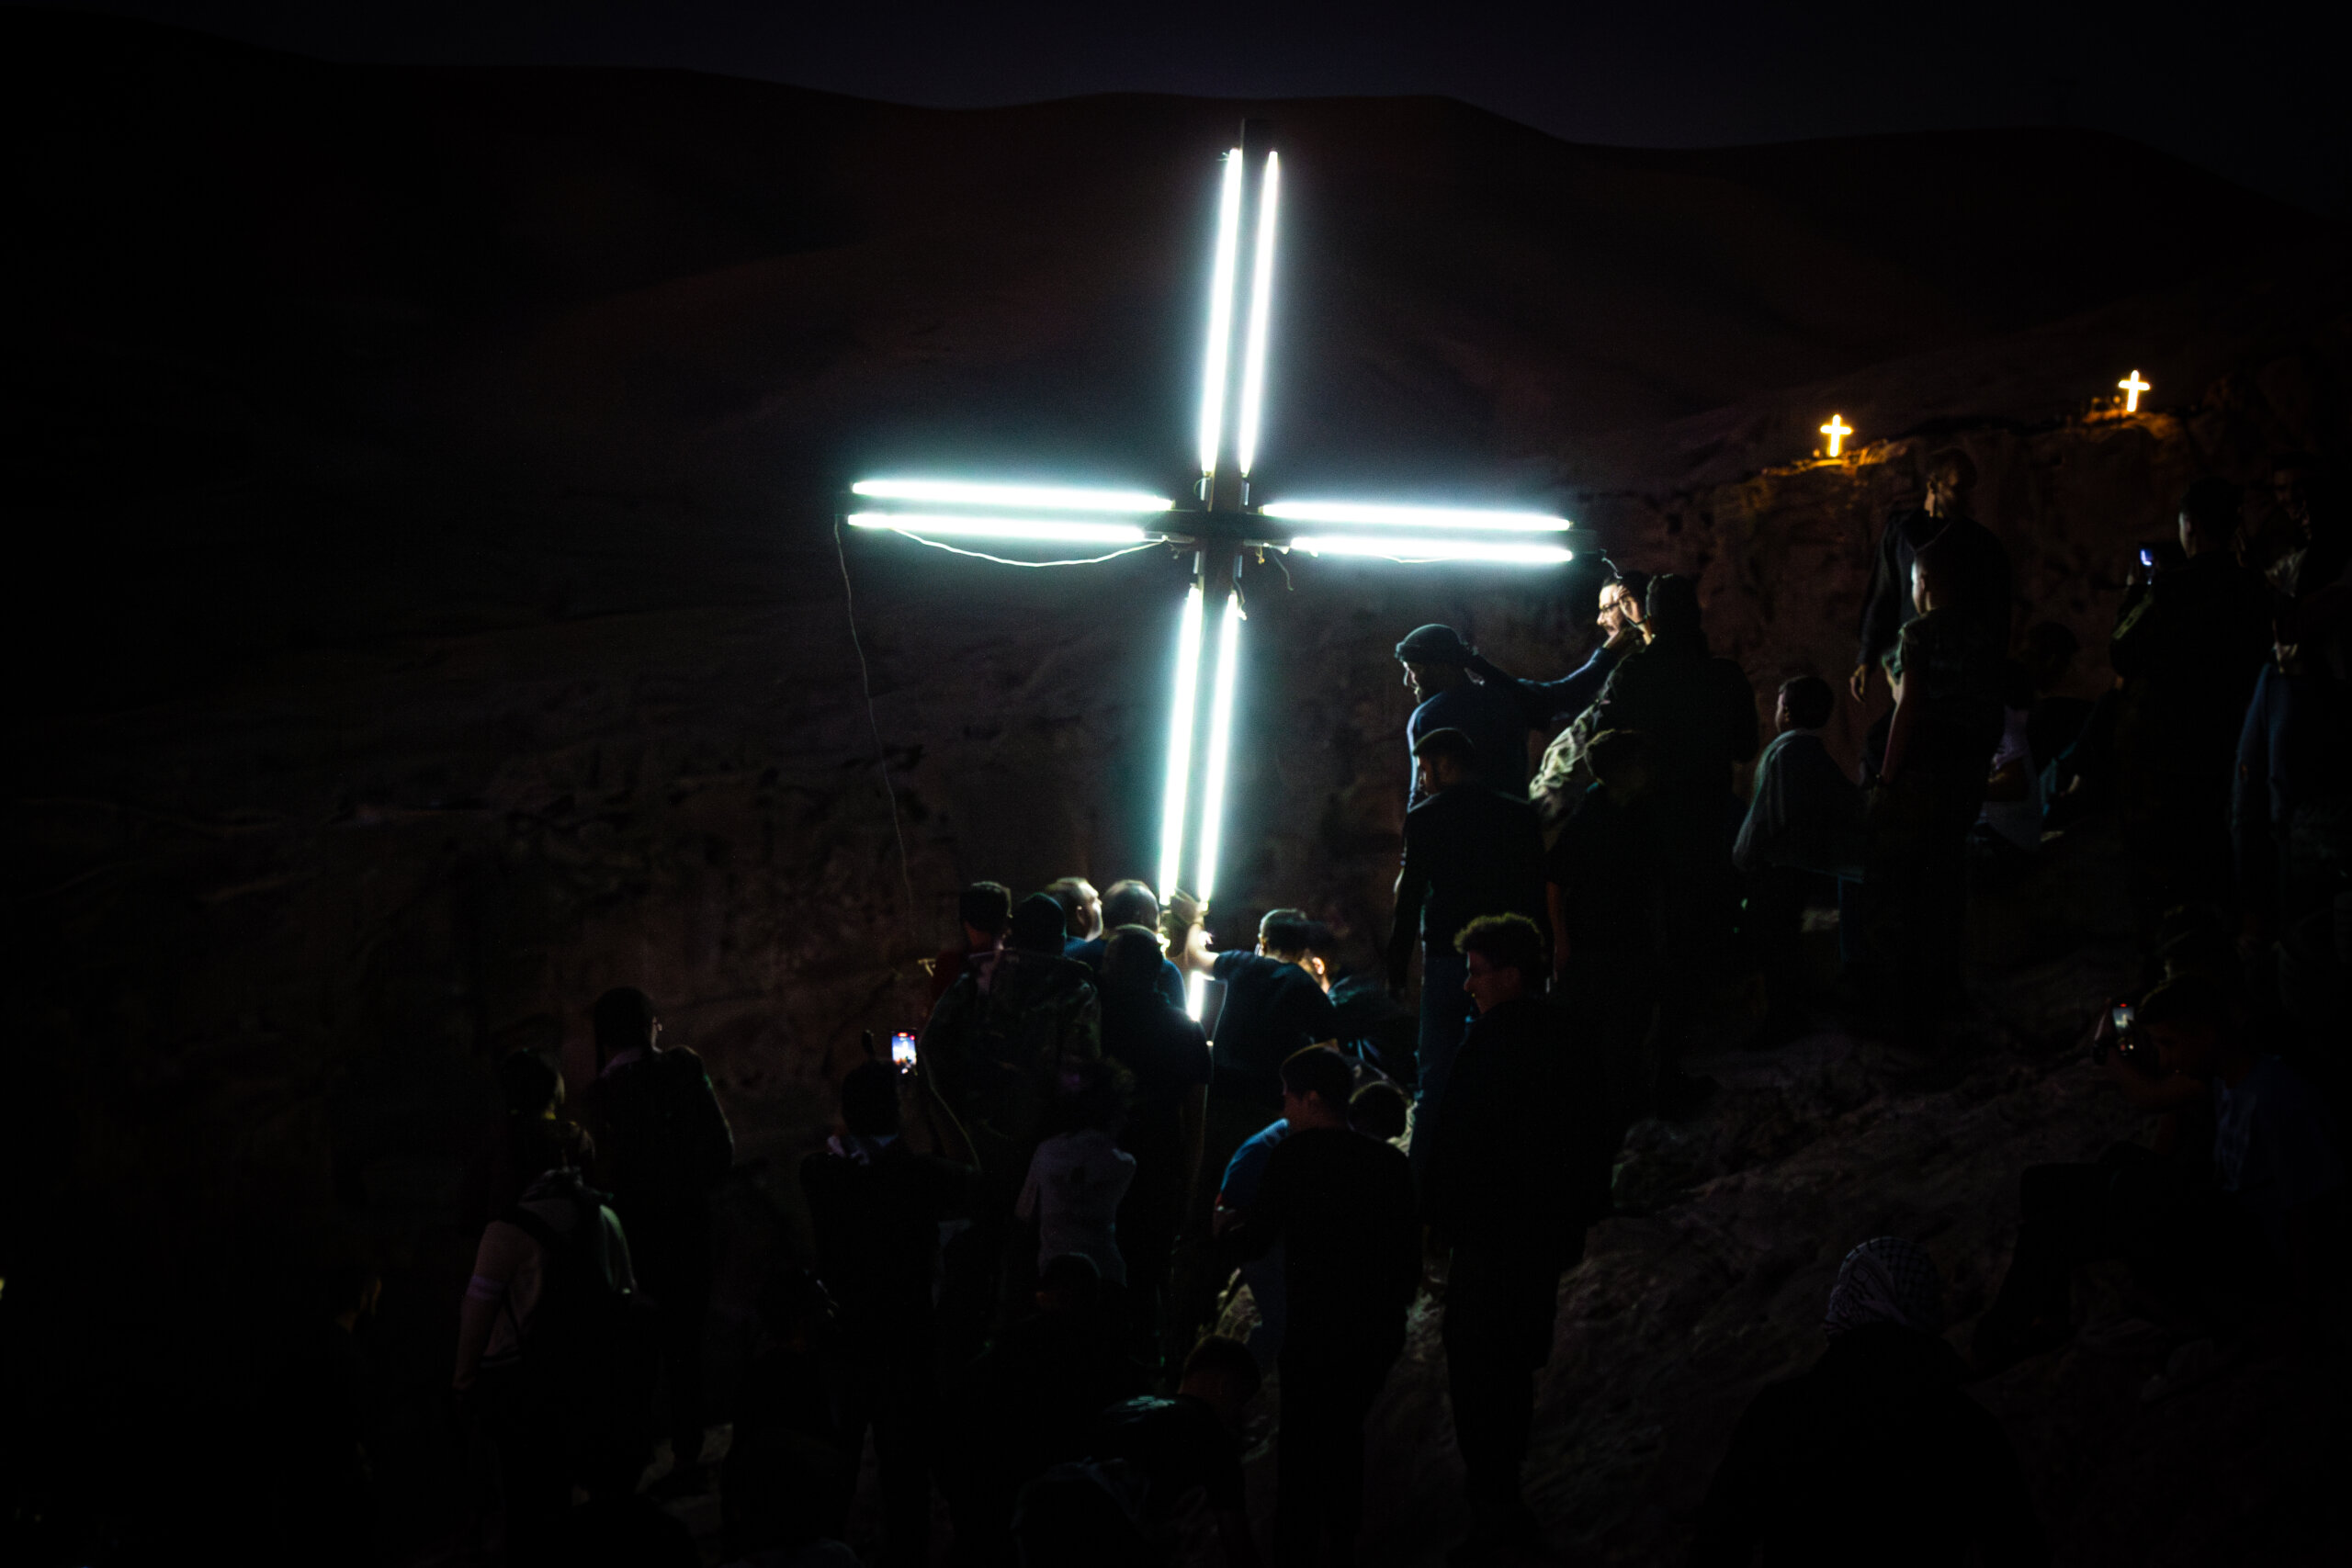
[842, 122, 1574, 1012]
[1820, 413, 1852, 459]
[2118, 370, 2150, 413]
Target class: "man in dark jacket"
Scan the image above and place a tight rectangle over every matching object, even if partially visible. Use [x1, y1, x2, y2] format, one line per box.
[800, 1060, 974, 1568]
[1096, 923, 1212, 1372]
[1389, 726, 1549, 1168]
[2111, 478, 2275, 929]
[1565, 576, 1756, 1106]
[583, 986, 735, 1484]
[1422, 916, 1615, 1564]
[1687, 1237, 2046, 1568]
[1227, 1047, 1420, 1568]
[1852, 449, 2013, 706]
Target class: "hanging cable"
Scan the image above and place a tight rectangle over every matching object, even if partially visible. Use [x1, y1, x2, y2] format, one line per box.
[832, 519, 919, 942]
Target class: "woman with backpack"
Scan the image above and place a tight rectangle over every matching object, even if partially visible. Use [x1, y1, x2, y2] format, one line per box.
[454, 1051, 655, 1568]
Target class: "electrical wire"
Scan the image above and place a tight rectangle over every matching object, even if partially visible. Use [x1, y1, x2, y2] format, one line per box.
[832, 518, 919, 941]
[875, 528, 1165, 569]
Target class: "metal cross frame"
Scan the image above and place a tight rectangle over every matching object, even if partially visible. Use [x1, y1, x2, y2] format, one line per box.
[844, 121, 1575, 1010]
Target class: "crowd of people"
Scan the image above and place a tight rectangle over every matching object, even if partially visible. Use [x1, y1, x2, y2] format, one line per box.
[371, 448, 2345, 1567]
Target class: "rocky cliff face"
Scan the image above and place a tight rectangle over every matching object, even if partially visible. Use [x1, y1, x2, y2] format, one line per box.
[3, 13, 2346, 1563]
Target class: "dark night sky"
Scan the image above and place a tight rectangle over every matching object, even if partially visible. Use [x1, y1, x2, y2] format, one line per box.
[43, 2, 2352, 214]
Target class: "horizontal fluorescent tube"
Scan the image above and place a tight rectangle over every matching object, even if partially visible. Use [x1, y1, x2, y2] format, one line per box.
[1290, 533, 1573, 565]
[1259, 500, 1569, 533]
[852, 479, 1173, 513]
[847, 512, 1150, 545]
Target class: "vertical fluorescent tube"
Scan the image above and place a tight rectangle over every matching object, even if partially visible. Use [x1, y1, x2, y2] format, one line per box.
[1192, 590, 1244, 906]
[1186, 970, 1207, 1021]
[1235, 152, 1281, 478]
[1157, 583, 1207, 903]
[1195, 149, 1246, 478]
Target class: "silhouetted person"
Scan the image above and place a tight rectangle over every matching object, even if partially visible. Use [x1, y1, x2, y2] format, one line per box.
[1687, 1237, 2046, 1568]
[1067, 881, 1190, 1010]
[1852, 448, 2012, 706]
[1095, 923, 1211, 1371]
[1568, 574, 1755, 1106]
[722, 1267, 857, 1563]
[1089, 1336, 1268, 1568]
[1466, 578, 1645, 732]
[1545, 728, 1662, 1125]
[924, 893, 1102, 1348]
[1524, 570, 1654, 831]
[2017, 620, 2091, 773]
[1974, 976, 2343, 1372]
[1019, 1063, 1139, 1292]
[1388, 725, 1548, 1171]
[1862, 547, 2004, 1021]
[799, 1060, 975, 1568]
[2233, 621, 2352, 1035]
[1973, 659, 2045, 876]
[1215, 1106, 1293, 1370]
[1046, 874, 1105, 947]
[582, 986, 733, 1486]
[930, 880, 1013, 1011]
[1736, 677, 1863, 1045]
[454, 1086, 649, 1568]
[2110, 478, 2275, 929]
[1422, 916, 1615, 1563]
[946, 1253, 1145, 1566]
[1228, 1047, 1419, 1566]
[1396, 623, 1530, 807]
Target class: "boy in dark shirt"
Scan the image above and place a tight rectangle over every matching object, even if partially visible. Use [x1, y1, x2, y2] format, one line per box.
[1228, 1048, 1420, 1567]
[581, 986, 735, 1483]
[799, 1060, 973, 1568]
[1388, 726, 1549, 1175]
[1091, 1336, 1266, 1568]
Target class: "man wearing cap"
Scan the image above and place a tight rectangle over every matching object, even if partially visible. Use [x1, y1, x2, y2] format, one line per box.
[1397, 624, 1530, 809]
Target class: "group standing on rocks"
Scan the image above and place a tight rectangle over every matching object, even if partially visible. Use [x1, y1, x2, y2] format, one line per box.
[300, 447, 2344, 1566]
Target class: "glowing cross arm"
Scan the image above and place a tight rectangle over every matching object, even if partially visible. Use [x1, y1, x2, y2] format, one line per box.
[2118, 370, 2150, 412]
[1820, 414, 1852, 458]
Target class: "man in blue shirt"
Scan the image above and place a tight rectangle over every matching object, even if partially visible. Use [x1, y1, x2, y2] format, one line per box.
[1396, 624, 1529, 808]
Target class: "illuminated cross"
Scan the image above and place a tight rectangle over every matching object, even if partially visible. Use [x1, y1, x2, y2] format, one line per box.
[2118, 369, 2150, 413]
[843, 122, 1574, 1010]
[1820, 413, 1852, 459]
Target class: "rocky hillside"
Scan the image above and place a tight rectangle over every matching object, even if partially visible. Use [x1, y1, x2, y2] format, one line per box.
[2, 12, 2346, 1562]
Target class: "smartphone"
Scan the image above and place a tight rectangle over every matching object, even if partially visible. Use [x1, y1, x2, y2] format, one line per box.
[2139, 548, 2155, 570]
[2110, 1003, 2133, 1032]
[890, 1031, 918, 1070]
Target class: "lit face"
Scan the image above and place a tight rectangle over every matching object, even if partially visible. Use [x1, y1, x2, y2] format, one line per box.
[1597, 582, 1642, 635]
[1401, 660, 1442, 704]
[1076, 889, 1103, 939]
[1773, 687, 1793, 732]
[1925, 468, 1960, 516]
[1463, 950, 1528, 1013]
[1416, 753, 1465, 796]
[2274, 468, 2310, 528]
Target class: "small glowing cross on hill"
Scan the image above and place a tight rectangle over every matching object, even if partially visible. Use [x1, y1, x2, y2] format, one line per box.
[2118, 370, 2150, 413]
[1820, 413, 1852, 459]
[842, 122, 1574, 1013]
